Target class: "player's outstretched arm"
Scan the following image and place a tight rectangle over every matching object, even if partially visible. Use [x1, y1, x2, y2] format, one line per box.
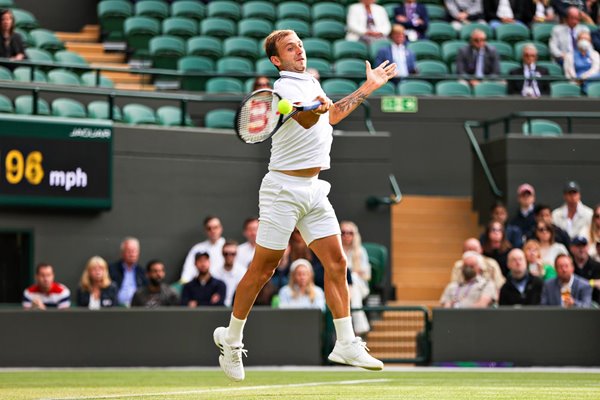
[329, 60, 397, 125]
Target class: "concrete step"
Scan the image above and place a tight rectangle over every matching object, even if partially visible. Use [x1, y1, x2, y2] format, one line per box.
[56, 31, 98, 42]
[371, 319, 425, 332]
[79, 52, 125, 63]
[394, 285, 445, 302]
[367, 331, 417, 340]
[368, 342, 417, 353]
[66, 42, 105, 53]
[114, 83, 155, 91]
[396, 196, 474, 211]
[393, 268, 452, 286]
[371, 351, 417, 359]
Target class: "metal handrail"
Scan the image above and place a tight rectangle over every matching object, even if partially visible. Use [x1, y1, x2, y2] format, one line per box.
[464, 120, 504, 198]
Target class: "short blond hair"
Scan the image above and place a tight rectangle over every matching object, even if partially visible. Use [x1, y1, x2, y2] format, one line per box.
[264, 29, 295, 58]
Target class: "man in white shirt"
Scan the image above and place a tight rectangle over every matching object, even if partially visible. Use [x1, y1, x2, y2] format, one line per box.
[236, 217, 258, 269]
[549, 6, 589, 64]
[552, 181, 594, 239]
[180, 216, 225, 283]
[211, 241, 247, 307]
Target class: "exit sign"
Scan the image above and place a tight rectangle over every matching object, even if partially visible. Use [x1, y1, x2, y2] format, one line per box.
[381, 96, 418, 113]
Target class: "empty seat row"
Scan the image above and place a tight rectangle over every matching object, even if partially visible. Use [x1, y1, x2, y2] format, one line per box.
[0, 66, 114, 87]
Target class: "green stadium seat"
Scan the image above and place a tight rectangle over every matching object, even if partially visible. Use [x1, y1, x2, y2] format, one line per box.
[156, 106, 194, 127]
[426, 21, 457, 43]
[495, 23, 530, 44]
[335, 59, 365, 77]
[52, 98, 86, 118]
[47, 69, 81, 86]
[416, 60, 448, 75]
[407, 40, 442, 61]
[98, 0, 132, 40]
[80, 71, 114, 88]
[514, 41, 550, 61]
[255, 58, 279, 76]
[333, 40, 368, 60]
[25, 48, 53, 64]
[242, 1, 276, 21]
[224, 37, 259, 60]
[171, 1, 205, 21]
[473, 81, 507, 97]
[0, 0, 14, 7]
[238, 18, 273, 40]
[201, 17, 236, 39]
[275, 19, 310, 38]
[206, 77, 244, 94]
[487, 40, 514, 61]
[398, 79, 434, 95]
[306, 58, 332, 75]
[312, 3, 346, 22]
[162, 17, 198, 40]
[179, 55, 215, 91]
[0, 65, 13, 80]
[371, 82, 395, 96]
[123, 103, 157, 125]
[312, 19, 345, 41]
[277, 2, 311, 22]
[362, 242, 388, 293]
[149, 35, 186, 70]
[585, 82, 600, 97]
[216, 56, 254, 74]
[134, 0, 169, 20]
[369, 39, 391, 62]
[13, 67, 47, 83]
[15, 28, 33, 47]
[436, 80, 471, 96]
[425, 4, 446, 21]
[441, 40, 466, 65]
[303, 38, 333, 61]
[321, 78, 358, 95]
[500, 60, 520, 75]
[187, 36, 222, 59]
[383, 4, 396, 19]
[537, 61, 563, 77]
[460, 23, 492, 41]
[30, 29, 65, 53]
[522, 119, 563, 136]
[205, 109, 236, 129]
[87, 100, 122, 121]
[54, 50, 88, 67]
[531, 22, 556, 43]
[12, 8, 39, 30]
[550, 82, 581, 97]
[0, 94, 14, 113]
[14, 95, 50, 115]
[124, 16, 160, 56]
[207, 0, 241, 21]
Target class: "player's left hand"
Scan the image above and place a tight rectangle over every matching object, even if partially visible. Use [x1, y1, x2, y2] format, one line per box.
[366, 60, 397, 89]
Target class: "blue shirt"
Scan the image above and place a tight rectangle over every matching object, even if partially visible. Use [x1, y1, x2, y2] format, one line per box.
[117, 265, 138, 306]
[574, 50, 593, 78]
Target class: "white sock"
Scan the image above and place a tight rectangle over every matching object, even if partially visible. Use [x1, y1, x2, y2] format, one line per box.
[226, 314, 246, 346]
[333, 316, 355, 342]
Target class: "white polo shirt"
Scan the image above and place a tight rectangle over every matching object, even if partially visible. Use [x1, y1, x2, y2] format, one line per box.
[269, 71, 333, 172]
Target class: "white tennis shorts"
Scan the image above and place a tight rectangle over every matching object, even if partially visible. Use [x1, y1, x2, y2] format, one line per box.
[256, 171, 341, 250]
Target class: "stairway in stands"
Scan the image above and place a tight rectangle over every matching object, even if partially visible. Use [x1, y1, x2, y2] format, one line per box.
[367, 195, 481, 361]
[55, 25, 153, 91]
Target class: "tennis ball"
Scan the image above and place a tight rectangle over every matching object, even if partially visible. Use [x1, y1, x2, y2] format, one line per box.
[278, 99, 293, 115]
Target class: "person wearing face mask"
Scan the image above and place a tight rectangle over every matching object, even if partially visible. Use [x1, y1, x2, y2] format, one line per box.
[564, 30, 600, 93]
[499, 249, 544, 306]
[131, 260, 179, 308]
[441, 251, 497, 308]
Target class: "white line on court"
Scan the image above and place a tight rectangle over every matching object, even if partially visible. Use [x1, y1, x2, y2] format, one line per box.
[39, 378, 393, 400]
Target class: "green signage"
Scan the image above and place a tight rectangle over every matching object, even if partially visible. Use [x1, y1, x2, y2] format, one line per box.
[381, 96, 418, 113]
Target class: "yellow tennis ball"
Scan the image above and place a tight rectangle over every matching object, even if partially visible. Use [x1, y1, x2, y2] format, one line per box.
[278, 99, 293, 115]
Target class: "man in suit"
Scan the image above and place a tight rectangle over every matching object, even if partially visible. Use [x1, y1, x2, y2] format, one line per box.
[549, 6, 589, 64]
[393, 0, 429, 41]
[541, 254, 592, 307]
[499, 249, 544, 306]
[456, 29, 500, 87]
[508, 44, 550, 97]
[375, 25, 417, 81]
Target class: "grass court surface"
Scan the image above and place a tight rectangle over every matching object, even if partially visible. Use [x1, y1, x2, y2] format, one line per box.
[1, 367, 599, 400]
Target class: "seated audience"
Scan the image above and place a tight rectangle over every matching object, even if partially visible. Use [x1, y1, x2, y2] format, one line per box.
[22, 263, 71, 310]
[278, 258, 326, 311]
[375, 25, 418, 81]
[551, 0, 594, 23]
[480, 202, 523, 249]
[541, 254, 592, 307]
[252, 76, 271, 91]
[237, 217, 258, 269]
[255, 245, 291, 306]
[211, 240, 246, 307]
[523, 239, 557, 280]
[181, 252, 226, 307]
[526, 204, 571, 248]
[510, 183, 537, 235]
[532, 0, 556, 23]
[0, 9, 26, 69]
[483, 0, 532, 31]
[552, 181, 594, 239]
[346, 0, 391, 43]
[564, 30, 600, 93]
[445, 0, 486, 31]
[180, 215, 225, 283]
[77, 256, 118, 309]
[131, 260, 179, 307]
[588, 204, 600, 261]
[534, 220, 569, 266]
[549, 7, 589, 64]
[508, 45, 550, 97]
[393, 0, 429, 41]
[482, 220, 513, 276]
[109, 236, 147, 307]
[451, 237, 506, 291]
[499, 249, 544, 305]
[456, 29, 501, 87]
[441, 251, 497, 308]
[569, 236, 600, 304]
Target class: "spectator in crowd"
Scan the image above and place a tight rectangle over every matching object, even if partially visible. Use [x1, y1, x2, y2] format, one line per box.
[109, 237, 147, 307]
[551, 0, 594, 22]
[588, 204, 600, 261]
[569, 236, 600, 303]
[131, 260, 179, 308]
[549, 6, 589, 64]
[237, 217, 258, 269]
[541, 254, 592, 307]
[499, 248, 544, 305]
[564, 30, 600, 93]
[211, 240, 246, 307]
[532, 0, 556, 23]
[255, 246, 290, 306]
[252, 76, 271, 91]
[375, 25, 418, 81]
[523, 239, 557, 280]
[456, 29, 501, 87]
[534, 220, 569, 266]
[0, 9, 26, 69]
[393, 0, 429, 41]
[340, 221, 371, 336]
[445, 0, 486, 31]
[480, 202, 523, 249]
[441, 251, 497, 308]
[508, 45, 551, 97]
[77, 256, 118, 309]
[484, 0, 532, 31]
[510, 183, 538, 236]
[181, 252, 226, 307]
[552, 181, 594, 239]
[451, 237, 506, 291]
[278, 258, 326, 311]
[22, 263, 70, 310]
[180, 216, 225, 283]
[482, 220, 513, 276]
[346, 0, 392, 43]
[527, 204, 571, 248]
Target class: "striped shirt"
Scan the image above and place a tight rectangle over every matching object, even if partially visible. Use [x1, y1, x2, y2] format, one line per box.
[22, 282, 71, 309]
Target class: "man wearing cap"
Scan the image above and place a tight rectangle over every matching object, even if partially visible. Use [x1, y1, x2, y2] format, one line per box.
[510, 183, 537, 236]
[552, 181, 593, 239]
[569, 236, 600, 304]
[541, 254, 592, 308]
[181, 252, 226, 307]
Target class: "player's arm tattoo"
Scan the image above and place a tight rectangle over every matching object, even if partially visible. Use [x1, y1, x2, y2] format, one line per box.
[333, 90, 368, 113]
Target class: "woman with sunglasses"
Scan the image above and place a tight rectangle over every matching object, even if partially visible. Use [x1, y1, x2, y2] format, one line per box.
[534, 220, 568, 266]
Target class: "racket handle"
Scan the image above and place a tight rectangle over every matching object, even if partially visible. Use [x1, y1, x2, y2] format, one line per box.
[297, 101, 323, 111]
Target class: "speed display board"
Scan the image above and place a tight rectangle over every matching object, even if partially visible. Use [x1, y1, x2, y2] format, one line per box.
[0, 115, 112, 209]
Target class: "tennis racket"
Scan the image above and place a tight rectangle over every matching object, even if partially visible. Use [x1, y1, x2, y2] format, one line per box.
[234, 89, 322, 144]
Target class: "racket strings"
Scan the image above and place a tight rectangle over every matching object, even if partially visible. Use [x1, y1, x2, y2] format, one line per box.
[236, 93, 279, 143]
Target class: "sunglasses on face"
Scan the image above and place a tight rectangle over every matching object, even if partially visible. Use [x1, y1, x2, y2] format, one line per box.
[341, 231, 354, 236]
[537, 227, 550, 232]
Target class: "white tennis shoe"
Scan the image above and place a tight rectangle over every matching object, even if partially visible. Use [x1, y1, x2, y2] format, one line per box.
[213, 326, 247, 382]
[328, 337, 384, 371]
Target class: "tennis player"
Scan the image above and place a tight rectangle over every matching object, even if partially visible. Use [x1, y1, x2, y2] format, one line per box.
[214, 30, 397, 381]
